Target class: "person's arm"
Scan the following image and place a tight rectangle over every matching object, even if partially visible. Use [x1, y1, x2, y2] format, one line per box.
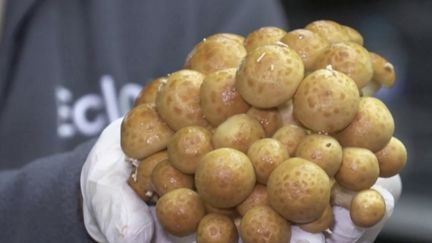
[0, 140, 96, 242]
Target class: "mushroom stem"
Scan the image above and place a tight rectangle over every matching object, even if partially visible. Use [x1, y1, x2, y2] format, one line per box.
[331, 183, 357, 209]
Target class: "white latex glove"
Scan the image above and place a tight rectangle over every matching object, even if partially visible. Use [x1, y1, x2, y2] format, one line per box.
[81, 118, 401, 243]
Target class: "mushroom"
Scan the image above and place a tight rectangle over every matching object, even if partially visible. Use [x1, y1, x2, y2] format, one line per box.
[185, 36, 246, 74]
[375, 137, 407, 177]
[156, 188, 205, 236]
[280, 29, 329, 70]
[195, 148, 256, 208]
[121, 103, 174, 159]
[244, 26, 287, 51]
[236, 44, 304, 108]
[350, 189, 386, 227]
[296, 134, 343, 177]
[212, 114, 265, 153]
[267, 158, 331, 223]
[336, 97, 395, 152]
[335, 147, 380, 191]
[293, 69, 360, 133]
[247, 138, 289, 184]
[200, 68, 250, 127]
[156, 69, 209, 130]
[167, 126, 213, 174]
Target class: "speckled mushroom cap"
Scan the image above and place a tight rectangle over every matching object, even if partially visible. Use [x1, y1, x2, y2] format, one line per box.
[280, 29, 329, 70]
[293, 68, 360, 133]
[336, 97, 394, 152]
[267, 157, 330, 223]
[156, 69, 209, 130]
[200, 68, 250, 127]
[185, 36, 246, 74]
[121, 103, 174, 159]
[195, 148, 256, 208]
[244, 26, 287, 51]
[305, 20, 350, 44]
[314, 42, 373, 88]
[236, 44, 304, 108]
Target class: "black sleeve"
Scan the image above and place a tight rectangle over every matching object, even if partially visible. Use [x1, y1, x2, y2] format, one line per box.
[0, 140, 96, 243]
[196, 0, 289, 37]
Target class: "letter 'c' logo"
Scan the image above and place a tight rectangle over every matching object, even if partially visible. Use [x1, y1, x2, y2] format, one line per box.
[55, 75, 142, 138]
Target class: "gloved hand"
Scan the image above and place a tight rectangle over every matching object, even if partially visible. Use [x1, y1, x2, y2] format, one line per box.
[80, 118, 401, 243]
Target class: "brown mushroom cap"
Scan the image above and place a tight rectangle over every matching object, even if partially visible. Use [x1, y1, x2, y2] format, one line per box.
[200, 68, 250, 126]
[236, 184, 269, 216]
[196, 214, 239, 243]
[375, 137, 407, 177]
[156, 188, 205, 236]
[134, 77, 167, 106]
[370, 52, 396, 88]
[206, 33, 245, 44]
[305, 20, 350, 44]
[185, 37, 246, 74]
[336, 97, 395, 152]
[212, 114, 265, 153]
[151, 160, 194, 196]
[293, 69, 360, 133]
[280, 29, 330, 70]
[295, 134, 343, 177]
[244, 26, 287, 51]
[203, 202, 238, 219]
[247, 138, 289, 184]
[314, 42, 373, 88]
[267, 158, 330, 223]
[350, 189, 386, 227]
[342, 25, 364, 45]
[240, 206, 291, 243]
[236, 44, 304, 108]
[121, 104, 174, 159]
[127, 151, 168, 202]
[156, 69, 209, 130]
[335, 147, 379, 191]
[247, 107, 283, 137]
[195, 148, 256, 208]
[167, 126, 213, 174]
[272, 124, 307, 156]
[299, 204, 334, 233]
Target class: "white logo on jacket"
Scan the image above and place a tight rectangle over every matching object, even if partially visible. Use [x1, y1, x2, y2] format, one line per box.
[55, 75, 142, 138]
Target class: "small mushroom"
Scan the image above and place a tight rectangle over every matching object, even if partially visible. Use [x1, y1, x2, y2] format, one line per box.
[350, 189, 386, 227]
[335, 147, 379, 191]
[267, 158, 330, 223]
[167, 126, 213, 174]
[121, 104, 174, 159]
[375, 137, 407, 177]
[156, 188, 205, 236]
[244, 26, 287, 51]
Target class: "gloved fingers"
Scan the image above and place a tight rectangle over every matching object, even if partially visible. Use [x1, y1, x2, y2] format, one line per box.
[81, 118, 155, 243]
[375, 175, 402, 202]
[290, 225, 325, 243]
[326, 206, 366, 243]
[327, 185, 396, 243]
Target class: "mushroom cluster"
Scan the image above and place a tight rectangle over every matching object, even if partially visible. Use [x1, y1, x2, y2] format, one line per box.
[122, 20, 407, 243]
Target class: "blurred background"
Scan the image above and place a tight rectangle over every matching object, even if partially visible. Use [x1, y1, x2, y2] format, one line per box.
[279, 0, 432, 242]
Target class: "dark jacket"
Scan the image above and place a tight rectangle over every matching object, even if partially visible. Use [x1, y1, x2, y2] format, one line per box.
[0, 0, 287, 242]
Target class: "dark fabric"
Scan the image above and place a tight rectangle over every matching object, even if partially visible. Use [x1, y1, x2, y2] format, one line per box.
[0, 0, 287, 169]
[0, 139, 96, 242]
[0, 0, 287, 242]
